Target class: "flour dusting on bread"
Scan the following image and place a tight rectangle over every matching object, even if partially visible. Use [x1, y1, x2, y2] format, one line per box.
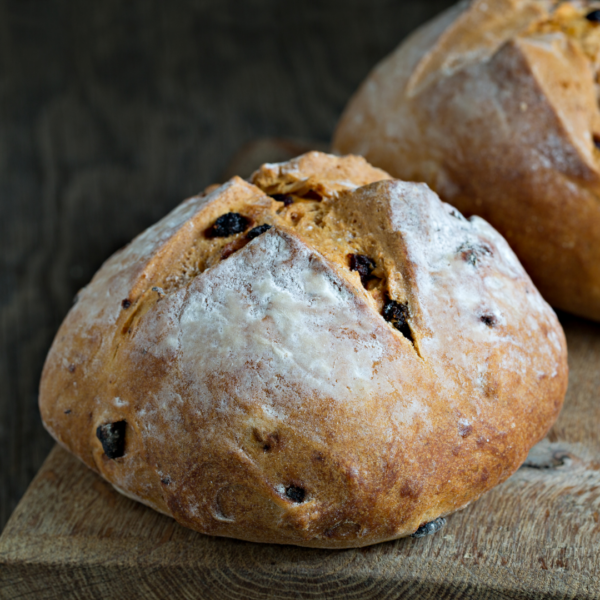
[39, 152, 568, 548]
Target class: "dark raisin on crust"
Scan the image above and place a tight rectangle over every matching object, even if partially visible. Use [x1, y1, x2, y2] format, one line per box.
[247, 224, 272, 240]
[481, 315, 496, 328]
[271, 194, 294, 206]
[349, 254, 376, 288]
[459, 243, 492, 266]
[207, 212, 250, 238]
[462, 249, 478, 266]
[302, 190, 322, 201]
[64, 409, 72, 415]
[121, 299, 131, 309]
[594, 134, 600, 150]
[161, 477, 171, 485]
[587, 9, 600, 22]
[411, 517, 446, 538]
[96, 421, 127, 459]
[382, 299, 414, 343]
[285, 486, 306, 503]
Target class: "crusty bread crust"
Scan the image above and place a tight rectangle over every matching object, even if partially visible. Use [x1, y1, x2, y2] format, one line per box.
[39, 152, 567, 548]
[334, 0, 600, 321]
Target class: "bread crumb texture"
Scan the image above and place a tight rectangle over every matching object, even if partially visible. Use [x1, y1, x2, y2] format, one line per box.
[39, 152, 567, 548]
[334, 0, 600, 322]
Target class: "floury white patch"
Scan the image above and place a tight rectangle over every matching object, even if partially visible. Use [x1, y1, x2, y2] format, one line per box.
[176, 230, 402, 413]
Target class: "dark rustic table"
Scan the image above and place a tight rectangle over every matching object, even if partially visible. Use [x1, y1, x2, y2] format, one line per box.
[0, 0, 455, 533]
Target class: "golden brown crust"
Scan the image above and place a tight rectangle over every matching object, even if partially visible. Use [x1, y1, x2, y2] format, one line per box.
[334, 0, 600, 321]
[39, 152, 567, 548]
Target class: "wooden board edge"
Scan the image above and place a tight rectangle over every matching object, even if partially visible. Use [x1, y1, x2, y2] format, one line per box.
[2, 556, 599, 600]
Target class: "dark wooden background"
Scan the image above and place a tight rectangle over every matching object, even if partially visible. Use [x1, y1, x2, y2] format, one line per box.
[0, 0, 456, 530]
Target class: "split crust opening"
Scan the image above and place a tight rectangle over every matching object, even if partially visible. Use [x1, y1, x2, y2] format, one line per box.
[119, 157, 418, 348]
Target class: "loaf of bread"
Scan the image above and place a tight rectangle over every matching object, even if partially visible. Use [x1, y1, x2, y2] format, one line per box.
[39, 152, 567, 548]
[334, 0, 600, 321]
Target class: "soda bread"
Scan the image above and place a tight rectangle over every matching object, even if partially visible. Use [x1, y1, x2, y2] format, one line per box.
[39, 152, 567, 548]
[334, 0, 600, 321]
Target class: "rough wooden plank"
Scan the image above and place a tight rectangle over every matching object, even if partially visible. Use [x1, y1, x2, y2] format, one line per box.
[0, 0, 456, 532]
[1, 315, 599, 599]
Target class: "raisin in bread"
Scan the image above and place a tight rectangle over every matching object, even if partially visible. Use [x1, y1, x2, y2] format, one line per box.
[39, 152, 567, 548]
[334, 0, 600, 322]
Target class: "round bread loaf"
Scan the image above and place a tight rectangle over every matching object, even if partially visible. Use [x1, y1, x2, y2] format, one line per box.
[39, 152, 567, 548]
[334, 0, 600, 321]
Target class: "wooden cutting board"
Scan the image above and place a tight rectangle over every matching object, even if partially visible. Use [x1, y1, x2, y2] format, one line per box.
[2, 143, 600, 599]
[1, 315, 599, 600]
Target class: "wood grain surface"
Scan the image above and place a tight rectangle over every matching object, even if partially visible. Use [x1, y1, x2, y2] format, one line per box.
[1, 312, 599, 599]
[0, 0, 455, 531]
[3, 2, 600, 597]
